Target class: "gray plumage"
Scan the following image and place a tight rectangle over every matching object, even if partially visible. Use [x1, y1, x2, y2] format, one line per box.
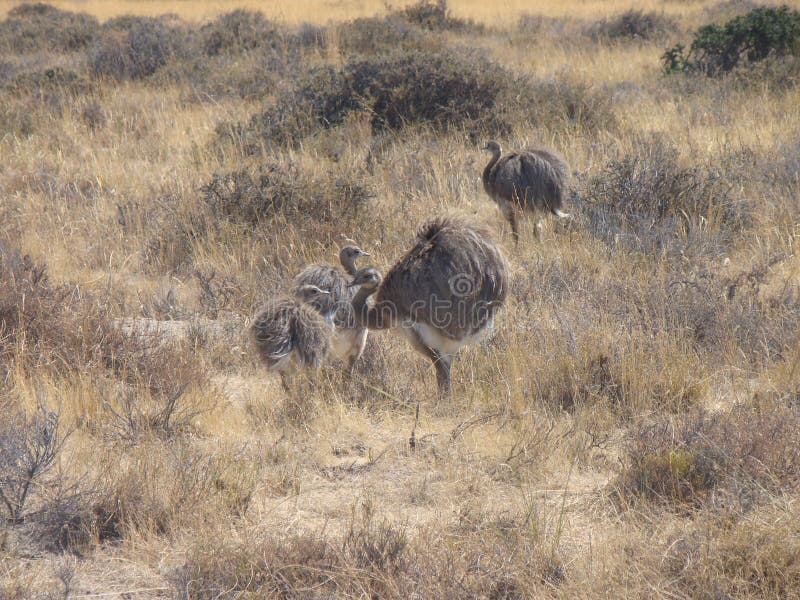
[482, 140, 570, 243]
[293, 245, 369, 372]
[251, 285, 333, 388]
[349, 217, 508, 397]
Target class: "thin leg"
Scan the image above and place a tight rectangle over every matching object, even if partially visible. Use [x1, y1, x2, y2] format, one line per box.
[406, 328, 450, 397]
[432, 351, 452, 399]
[534, 219, 543, 240]
[504, 206, 520, 245]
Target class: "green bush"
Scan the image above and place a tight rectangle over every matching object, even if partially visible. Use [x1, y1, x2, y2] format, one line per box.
[663, 5, 800, 75]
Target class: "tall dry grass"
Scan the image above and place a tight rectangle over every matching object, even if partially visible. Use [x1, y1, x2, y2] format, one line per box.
[0, 0, 799, 597]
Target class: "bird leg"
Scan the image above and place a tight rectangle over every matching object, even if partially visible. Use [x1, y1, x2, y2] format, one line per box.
[406, 328, 452, 398]
[432, 351, 452, 399]
[503, 204, 520, 245]
[534, 219, 543, 240]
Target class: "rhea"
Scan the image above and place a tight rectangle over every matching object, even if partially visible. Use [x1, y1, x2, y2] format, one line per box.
[293, 245, 370, 372]
[348, 217, 508, 397]
[481, 140, 570, 243]
[251, 284, 334, 390]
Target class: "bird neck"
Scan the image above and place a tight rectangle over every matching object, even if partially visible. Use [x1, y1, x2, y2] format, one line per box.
[482, 148, 501, 188]
[351, 286, 390, 330]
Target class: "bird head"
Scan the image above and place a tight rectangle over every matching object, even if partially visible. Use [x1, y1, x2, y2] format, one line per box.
[295, 284, 330, 303]
[340, 245, 370, 264]
[482, 140, 502, 154]
[347, 267, 382, 291]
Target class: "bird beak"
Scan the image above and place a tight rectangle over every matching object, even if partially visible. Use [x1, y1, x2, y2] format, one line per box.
[360, 251, 370, 257]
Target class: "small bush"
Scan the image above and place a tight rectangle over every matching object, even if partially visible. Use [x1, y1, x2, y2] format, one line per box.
[579, 136, 750, 254]
[663, 6, 800, 75]
[6, 67, 95, 106]
[89, 16, 188, 80]
[232, 49, 512, 150]
[200, 10, 284, 56]
[200, 163, 374, 228]
[0, 3, 98, 53]
[395, 0, 480, 33]
[585, 10, 677, 42]
[0, 404, 69, 522]
[519, 77, 617, 134]
[335, 15, 431, 56]
[615, 402, 800, 507]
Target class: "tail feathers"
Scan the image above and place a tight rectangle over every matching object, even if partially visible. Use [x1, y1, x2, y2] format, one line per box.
[552, 209, 570, 218]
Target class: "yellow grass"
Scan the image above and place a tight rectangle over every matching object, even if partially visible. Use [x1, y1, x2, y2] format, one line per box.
[1, 0, 800, 597]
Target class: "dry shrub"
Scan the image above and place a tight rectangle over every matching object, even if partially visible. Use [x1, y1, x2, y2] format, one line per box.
[585, 10, 677, 42]
[578, 136, 750, 255]
[335, 16, 433, 56]
[7, 67, 94, 99]
[89, 16, 190, 81]
[0, 3, 98, 53]
[200, 162, 374, 231]
[615, 401, 800, 508]
[395, 0, 481, 33]
[171, 508, 562, 598]
[0, 246, 210, 432]
[518, 77, 617, 135]
[0, 404, 69, 523]
[200, 9, 283, 56]
[660, 504, 800, 598]
[229, 49, 514, 152]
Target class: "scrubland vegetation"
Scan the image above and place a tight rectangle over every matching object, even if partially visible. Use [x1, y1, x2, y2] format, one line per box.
[1, 0, 799, 597]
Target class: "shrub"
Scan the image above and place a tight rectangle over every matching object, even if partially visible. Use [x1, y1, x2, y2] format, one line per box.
[89, 16, 189, 80]
[578, 136, 750, 254]
[615, 402, 800, 508]
[0, 246, 210, 414]
[585, 10, 677, 42]
[0, 404, 69, 522]
[233, 49, 512, 150]
[663, 6, 800, 75]
[519, 77, 617, 134]
[200, 9, 284, 56]
[0, 3, 98, 53]
[395, 0, 480, 33]
[7, 67, 95, 104]
[335, 15, 431, 55]
[200, 163, 374, 228]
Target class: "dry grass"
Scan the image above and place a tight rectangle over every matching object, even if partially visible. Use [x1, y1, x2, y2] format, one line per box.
[1, 0, 799, 597]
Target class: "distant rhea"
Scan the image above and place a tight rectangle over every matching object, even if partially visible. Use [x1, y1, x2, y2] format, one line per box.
[251, 284, 334, 390]
[481, 140, 570, 243]
[349, 217, 508, 397]
[293, 245, 370, 372]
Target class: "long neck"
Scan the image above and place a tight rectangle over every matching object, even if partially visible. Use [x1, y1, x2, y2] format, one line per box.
[482, 148, 501, 193]
[340, 254, 358, 276]
[351, 287, 391, 330]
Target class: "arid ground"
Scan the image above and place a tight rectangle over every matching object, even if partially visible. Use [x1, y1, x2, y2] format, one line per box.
[1, 0, 799, 597]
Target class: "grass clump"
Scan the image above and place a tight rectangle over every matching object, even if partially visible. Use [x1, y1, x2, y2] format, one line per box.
[663, 5, 800, 75]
